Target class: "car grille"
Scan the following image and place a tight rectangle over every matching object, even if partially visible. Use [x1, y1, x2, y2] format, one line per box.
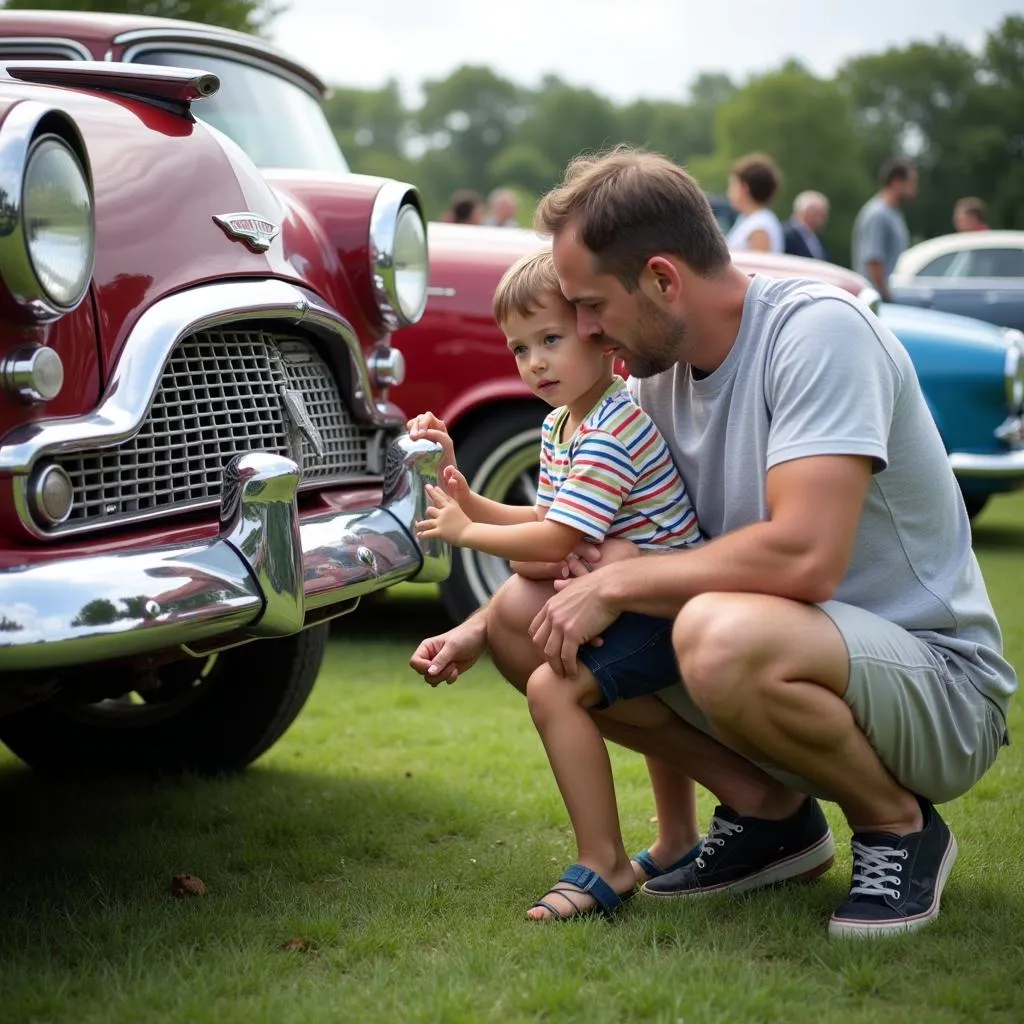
[53, 328, 380, 530]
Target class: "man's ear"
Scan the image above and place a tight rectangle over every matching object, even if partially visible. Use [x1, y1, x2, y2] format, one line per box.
[643, 256, 682, 300]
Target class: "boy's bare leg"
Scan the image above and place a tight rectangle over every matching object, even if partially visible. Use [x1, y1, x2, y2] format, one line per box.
[525, 663, 637, 919]
[488, 576, 805, 821]
[633, 758, 701, 884]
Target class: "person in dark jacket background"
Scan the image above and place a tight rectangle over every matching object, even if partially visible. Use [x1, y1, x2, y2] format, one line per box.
[783, 190, 830, 261]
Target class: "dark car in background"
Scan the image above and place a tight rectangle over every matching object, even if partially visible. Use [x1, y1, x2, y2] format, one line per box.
[891, 230, 1024, 332]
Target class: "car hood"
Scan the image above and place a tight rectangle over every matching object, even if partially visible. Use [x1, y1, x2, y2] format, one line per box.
[0, 79, 309, 377]
[878, 302, 1008, 353]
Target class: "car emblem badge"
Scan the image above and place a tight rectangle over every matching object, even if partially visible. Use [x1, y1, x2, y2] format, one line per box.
[213, 212, 280, 252]
[282, 388, 326, 461]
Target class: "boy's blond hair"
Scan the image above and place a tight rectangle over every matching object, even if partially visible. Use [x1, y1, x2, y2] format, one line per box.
[492, 248, 566, 325]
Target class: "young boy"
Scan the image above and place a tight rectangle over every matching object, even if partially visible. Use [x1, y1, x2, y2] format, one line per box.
[409, 249, 703, 920]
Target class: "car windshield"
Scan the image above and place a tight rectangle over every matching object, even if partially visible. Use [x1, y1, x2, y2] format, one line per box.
[137, 49, 349, 173]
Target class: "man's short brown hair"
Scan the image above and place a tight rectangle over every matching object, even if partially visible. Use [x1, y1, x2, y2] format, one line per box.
[534, 146, 730, 290]
[730, 153, 782, 204]
[492, 248, 564, 325]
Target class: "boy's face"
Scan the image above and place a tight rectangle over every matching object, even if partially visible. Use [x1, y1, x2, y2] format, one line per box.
[501, 295, 613, 409]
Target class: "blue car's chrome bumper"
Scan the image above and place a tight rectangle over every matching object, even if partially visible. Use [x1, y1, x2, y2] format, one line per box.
[950, 448, 1024, 479]
[0, 436, 449, 671]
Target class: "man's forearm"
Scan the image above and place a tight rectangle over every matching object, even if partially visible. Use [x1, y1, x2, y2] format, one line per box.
[601, 522, 834, 617]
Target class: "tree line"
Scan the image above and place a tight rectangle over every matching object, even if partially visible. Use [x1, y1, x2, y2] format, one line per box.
[325, 16, 1024, 266]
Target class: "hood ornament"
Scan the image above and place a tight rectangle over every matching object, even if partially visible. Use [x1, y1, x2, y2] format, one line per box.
[213, 212, 280, 253]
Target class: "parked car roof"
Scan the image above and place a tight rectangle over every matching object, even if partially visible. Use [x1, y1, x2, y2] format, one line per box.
[893, 231, 1024, 280]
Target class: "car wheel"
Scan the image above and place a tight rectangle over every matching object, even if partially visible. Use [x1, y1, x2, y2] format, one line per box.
[439, 405, 545, 623]
[0, 626, 328, 775]
[961, 493, 990, 521]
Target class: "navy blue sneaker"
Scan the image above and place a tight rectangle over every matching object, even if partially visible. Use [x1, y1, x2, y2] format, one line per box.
[829, 797, 957, 938]
[641, 798, 835, 898]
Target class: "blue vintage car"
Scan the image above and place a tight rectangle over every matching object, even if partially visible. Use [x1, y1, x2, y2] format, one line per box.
[879, 302, 1024, 519]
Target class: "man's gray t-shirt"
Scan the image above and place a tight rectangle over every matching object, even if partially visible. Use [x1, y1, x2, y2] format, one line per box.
[852, 196, 909, 281]
[631, 274, 1016, 720]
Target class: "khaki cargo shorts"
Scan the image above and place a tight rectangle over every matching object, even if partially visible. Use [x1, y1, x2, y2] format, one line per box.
[656, 598, 1009, 805]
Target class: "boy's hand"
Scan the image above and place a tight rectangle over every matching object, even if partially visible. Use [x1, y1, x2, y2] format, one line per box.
[416, 484, 473, 545]
[441, 464, 472, 504]
[407, 412, 456, 476]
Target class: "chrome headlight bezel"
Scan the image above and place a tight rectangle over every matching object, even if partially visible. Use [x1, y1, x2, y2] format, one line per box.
[0, 102, 95, 322]
[1003, 328, 1024, 413]
[368, 181, 428, 328]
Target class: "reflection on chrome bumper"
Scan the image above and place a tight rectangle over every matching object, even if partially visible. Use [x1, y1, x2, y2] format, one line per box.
[949, 448, 1024, 479]
[0, 435, 449, 671]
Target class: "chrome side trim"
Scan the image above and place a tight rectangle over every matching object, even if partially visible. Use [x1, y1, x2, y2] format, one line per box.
[0, 279, 388, 478]
[949, 449, 1024, 479]
[0, 37, 91, 60]
[0, 436, 449, 670]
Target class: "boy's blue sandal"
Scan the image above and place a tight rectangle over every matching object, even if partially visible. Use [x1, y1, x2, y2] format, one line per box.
[631, 842, 702, 881]
[530, 864, 636, 920]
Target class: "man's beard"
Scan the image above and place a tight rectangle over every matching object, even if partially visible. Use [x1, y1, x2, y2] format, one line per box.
[615, 294, 686, 379]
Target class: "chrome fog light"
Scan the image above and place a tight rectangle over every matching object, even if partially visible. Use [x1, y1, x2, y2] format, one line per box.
[369, 182, 428, 327]
[368, 345, 406, 388]
[23, 136, 94, 311]
[1, 345, 64, 402]
[29, 463, 74, 526]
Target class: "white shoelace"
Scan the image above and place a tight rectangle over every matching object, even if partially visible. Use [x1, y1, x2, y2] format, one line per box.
[849, 840, 909, 900]
[694, 815, 744, 869]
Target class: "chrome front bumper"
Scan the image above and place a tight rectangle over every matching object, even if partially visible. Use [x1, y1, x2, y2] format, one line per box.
[0, 435, 449, 671]
[949, 448, 1024, 479]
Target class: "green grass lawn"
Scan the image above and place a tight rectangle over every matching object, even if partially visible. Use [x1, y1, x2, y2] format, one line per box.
[2, 495, 1023, 1024]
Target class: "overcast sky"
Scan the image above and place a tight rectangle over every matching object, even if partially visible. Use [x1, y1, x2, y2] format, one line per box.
[271, 0, 1023, 103]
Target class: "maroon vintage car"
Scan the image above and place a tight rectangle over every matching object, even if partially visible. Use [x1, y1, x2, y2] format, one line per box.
[0, 12, 884, 632]
[0, 19, 448, 773]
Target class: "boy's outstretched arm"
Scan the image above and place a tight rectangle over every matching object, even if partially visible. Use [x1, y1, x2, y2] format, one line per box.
[417, 484, 582, 561]
[408, 412, 540, 526]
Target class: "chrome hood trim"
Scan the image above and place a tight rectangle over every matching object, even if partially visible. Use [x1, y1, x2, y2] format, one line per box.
[0, 279, 388, 475]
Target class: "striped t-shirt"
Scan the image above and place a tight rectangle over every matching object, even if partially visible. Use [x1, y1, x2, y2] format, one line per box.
[536, 378, 702, 549]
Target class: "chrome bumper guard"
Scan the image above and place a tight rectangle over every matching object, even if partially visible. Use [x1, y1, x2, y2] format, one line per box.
[0, 436, 448, 671]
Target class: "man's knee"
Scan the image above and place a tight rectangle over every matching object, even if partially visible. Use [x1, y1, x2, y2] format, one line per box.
[672, 593, 768, 717]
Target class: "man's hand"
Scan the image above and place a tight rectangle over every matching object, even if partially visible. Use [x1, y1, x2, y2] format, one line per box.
[529, 566, 621, 677]
[407, 412, 456, 476]
[416, 483, 473, 545]
[409, 615, 488, 685]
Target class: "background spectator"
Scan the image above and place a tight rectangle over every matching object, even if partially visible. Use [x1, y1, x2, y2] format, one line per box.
[783, 190, 830, 260]
[851, 158, 917, 301]
[445, 189, 485, 225]
[485, 188, 519, 227]
[953, 196, 990, 232]
[725, 153, 784, 253]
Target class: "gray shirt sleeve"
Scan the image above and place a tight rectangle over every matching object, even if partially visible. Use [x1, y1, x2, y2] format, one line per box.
[764, 298, 901, 472]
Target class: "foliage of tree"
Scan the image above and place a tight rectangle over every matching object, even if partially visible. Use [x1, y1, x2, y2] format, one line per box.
[0, 0, 284, 36]
[324, 16, 1024, 248]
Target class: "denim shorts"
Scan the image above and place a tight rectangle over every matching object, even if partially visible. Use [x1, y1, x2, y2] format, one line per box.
[577, 612, 679, 709]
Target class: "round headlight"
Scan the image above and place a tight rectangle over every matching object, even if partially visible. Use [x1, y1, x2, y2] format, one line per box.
[369, 181, 428, 328]
[393, 204, 428, 323]
[23, 135, 94, 311]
